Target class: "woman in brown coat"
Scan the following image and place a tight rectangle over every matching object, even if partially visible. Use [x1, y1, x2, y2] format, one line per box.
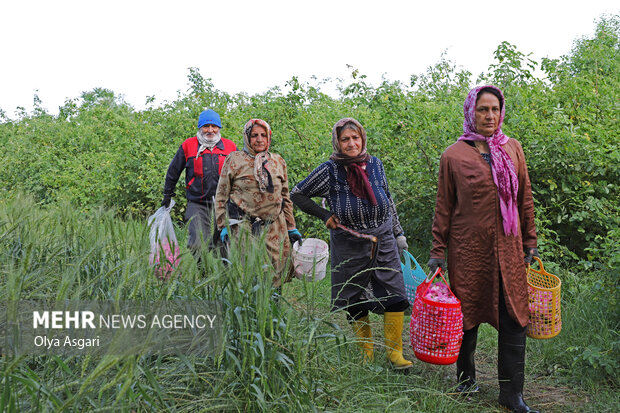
[428, 86, 539, 413]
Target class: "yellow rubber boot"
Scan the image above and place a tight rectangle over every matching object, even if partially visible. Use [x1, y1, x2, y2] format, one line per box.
[384, 311, 413, 369]
[351, 315, 374, 362]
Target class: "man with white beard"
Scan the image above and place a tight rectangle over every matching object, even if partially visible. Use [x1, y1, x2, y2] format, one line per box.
[162, 109, 237, 257]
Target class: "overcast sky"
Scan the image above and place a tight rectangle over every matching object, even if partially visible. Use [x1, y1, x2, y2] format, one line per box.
[1, 1, 617, 117]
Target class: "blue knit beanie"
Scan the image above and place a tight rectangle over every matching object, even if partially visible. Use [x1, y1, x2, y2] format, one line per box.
[197, 109, 222, 128]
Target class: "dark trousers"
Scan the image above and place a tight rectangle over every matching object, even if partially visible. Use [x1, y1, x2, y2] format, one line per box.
[497, 283, 528, 396]
[457, 281, 527, 388]
[346, 279, 409, 321]
[185, 201, 214, 255]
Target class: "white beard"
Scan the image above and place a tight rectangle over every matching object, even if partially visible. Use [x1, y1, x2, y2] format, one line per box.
[197, 130, 222, 154]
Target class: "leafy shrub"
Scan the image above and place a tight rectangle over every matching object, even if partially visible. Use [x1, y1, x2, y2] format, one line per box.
[1, 15, 618, 271]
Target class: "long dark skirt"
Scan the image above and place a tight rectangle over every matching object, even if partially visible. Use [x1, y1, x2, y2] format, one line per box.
[329, 218, 407, 314]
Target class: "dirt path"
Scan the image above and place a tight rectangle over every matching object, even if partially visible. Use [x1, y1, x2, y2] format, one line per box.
[284, 292, 616, 412]
[461, 355, 587, 412]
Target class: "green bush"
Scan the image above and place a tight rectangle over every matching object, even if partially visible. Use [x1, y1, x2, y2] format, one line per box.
[1, 17, 617, 270]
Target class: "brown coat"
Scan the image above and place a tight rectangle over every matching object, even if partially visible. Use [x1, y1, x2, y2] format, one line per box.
[430, 139, 537, 330]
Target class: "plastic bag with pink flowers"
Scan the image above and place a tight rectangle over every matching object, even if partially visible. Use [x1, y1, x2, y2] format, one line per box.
[148, 200, 181, 281]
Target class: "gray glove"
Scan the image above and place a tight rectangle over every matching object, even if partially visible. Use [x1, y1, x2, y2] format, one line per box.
[427, 257, 445, 275]
[396, 235, 408, 257]
[524, 247, 539, 264]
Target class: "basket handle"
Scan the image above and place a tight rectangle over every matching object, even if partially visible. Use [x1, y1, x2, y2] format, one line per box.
[425, 267, 446, 284]
[424, 267, 458, 296]
[402, 249, 413, 271]
[527, 255, 545, 272]
[404, 250, 425, 274]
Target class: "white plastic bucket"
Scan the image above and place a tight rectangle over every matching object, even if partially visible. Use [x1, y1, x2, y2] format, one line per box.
[292, 238, 329, 282]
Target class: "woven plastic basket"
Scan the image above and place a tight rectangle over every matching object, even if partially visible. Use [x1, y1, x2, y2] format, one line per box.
[401, 250, 426, 305]
[410, 269, 463, 365]
[526, 256, 562, 339]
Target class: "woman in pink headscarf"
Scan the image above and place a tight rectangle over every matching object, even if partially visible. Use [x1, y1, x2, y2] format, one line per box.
[428, 86, 539, 413]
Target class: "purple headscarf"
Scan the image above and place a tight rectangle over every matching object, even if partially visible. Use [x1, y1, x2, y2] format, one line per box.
[458, 85, 519, 236]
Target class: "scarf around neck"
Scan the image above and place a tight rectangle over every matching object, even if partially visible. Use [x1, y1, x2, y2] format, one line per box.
[329, 117, 377, 205]
[197, 129, 222, 155]
[458, 85, 519, 236]
[243, 119, 274, 193]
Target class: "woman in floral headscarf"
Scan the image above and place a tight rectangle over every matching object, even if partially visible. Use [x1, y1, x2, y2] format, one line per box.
[290, 118, 412, 370]
[428, 86, 539, 413]
[214, 119, 301, 287]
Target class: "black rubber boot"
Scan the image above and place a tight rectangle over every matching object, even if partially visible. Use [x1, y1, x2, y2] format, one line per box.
[456, 325, 480, 393]
[497, 332, 539, 413]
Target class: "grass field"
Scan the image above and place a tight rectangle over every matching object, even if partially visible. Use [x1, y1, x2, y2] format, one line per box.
[1, 195, 618, 412]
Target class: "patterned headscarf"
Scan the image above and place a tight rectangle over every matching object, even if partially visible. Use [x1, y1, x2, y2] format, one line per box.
[458, 85, 519, 236]
[243, 119, 274, 193]
[330, 117, 369, 163]
[329, 118, 377, 205]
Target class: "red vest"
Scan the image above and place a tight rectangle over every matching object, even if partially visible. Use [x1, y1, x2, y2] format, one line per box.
[182, 136, 236, 177]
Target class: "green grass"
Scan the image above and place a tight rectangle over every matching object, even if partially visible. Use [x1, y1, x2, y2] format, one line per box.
[0, 195, 618, 412]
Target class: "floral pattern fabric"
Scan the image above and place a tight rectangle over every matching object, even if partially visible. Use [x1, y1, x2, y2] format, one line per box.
[215, 150, 296, 286]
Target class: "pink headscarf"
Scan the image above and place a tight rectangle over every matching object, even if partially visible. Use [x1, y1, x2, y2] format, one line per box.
[458, 85, 519, 236]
